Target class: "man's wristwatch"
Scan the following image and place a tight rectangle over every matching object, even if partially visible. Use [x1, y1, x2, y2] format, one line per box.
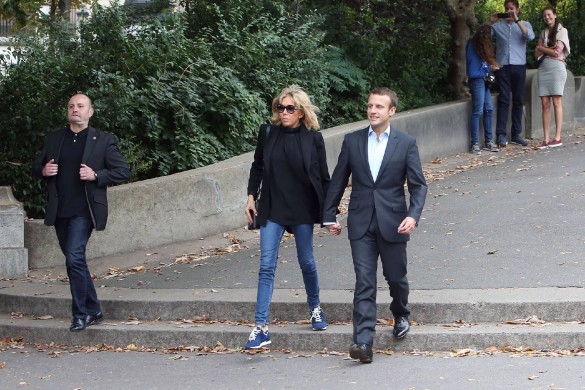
[515, 19, 521, 23]
[94, 172, 98, 179]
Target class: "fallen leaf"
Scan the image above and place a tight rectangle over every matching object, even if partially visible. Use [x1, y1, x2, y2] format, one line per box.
[505, 315, 545, 325]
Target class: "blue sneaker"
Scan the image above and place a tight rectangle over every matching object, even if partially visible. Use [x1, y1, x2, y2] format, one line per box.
[310, 306, 327, 331]
[244, 327, 271, 349]
[497, 135, 508, 147]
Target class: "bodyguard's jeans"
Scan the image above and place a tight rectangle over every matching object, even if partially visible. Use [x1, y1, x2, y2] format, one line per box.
[55, 217, 101, 319]
[254, 220, 321, 326]
[496, 64, 526, 138]
[469, 77, 494, 145]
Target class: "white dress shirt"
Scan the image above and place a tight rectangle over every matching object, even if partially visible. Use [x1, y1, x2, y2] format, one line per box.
[368, 125, 390, 182]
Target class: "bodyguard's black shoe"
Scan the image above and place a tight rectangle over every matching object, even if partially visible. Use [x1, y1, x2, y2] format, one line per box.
[393, 316, 410, 339]
[86, 311, 104, 326]
[70, 318, 87, 332]
[349, 343, 373, 363]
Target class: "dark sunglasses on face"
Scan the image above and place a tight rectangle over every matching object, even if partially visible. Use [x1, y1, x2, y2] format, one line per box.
[276, 104, 298, 114]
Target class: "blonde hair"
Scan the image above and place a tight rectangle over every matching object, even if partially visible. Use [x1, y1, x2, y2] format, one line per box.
[269, 85, 320, 130]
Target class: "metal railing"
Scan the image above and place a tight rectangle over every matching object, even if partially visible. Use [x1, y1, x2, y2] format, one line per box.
[0, 16, 14, 37]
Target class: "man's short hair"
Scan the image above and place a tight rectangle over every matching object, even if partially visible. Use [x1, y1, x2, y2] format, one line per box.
[504, 0, 520, 9]
[370, 87, 399, 109]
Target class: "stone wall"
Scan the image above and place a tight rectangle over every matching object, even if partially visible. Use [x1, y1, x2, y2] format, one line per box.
[0, 187, 28, 276]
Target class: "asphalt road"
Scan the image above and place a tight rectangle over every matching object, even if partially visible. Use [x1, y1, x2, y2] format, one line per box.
[1, 347, 585, 390]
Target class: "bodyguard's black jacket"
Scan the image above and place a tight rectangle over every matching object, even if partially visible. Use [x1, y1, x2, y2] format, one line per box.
[32, 126, 131, 231]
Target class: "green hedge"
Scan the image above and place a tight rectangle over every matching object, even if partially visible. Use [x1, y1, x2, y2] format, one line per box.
[0, 3, 367, 217]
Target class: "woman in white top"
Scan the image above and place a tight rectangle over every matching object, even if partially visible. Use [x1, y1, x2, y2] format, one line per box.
[535, 6, 570, 148]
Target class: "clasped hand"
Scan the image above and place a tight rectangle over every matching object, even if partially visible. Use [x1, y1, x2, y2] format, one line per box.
[325, 222, 342, 236]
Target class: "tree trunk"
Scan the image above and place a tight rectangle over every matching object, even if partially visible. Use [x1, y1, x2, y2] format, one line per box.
[445, 0, 477, 98]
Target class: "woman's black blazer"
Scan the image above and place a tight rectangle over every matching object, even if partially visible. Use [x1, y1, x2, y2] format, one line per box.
[247, 123, 330, 227]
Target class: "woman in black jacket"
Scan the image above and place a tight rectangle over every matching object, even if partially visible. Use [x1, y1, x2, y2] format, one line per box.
[244, 85, 330, 349]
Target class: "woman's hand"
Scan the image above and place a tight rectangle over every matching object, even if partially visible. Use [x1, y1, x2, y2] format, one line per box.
[245, 194, 256, 224]
[535, 45, 546, 58]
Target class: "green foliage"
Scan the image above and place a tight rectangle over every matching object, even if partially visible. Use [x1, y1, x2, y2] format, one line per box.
[0, 1, 368, 217]
[182, 1, 368, 128]
[0, 4, 268, 216]
[0, 0, 45, 28]
[312, 0, 451, 111]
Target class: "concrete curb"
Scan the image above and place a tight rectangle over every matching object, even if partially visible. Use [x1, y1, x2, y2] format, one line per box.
[2, 315, 585, 352]
[2, 280, 585, 324]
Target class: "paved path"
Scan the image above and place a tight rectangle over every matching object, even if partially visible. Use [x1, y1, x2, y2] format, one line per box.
[28, 130, 585, 293]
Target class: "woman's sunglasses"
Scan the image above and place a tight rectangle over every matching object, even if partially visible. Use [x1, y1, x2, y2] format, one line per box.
[276, 104, 298, 114]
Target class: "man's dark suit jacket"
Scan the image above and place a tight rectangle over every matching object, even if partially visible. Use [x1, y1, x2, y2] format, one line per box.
[323, 126, 427, 242]
[33, 126, 131, 231]
[247, 124, 331, 227]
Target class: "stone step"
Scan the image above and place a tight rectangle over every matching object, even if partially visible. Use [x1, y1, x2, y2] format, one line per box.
[2, 283, 585, 324]
[2, 314, 585, 352]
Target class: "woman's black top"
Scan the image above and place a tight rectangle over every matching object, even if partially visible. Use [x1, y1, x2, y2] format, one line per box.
[268, 125, 318, 226]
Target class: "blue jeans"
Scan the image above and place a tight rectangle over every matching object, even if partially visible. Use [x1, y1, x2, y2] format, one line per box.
[254, 220, 321, 326]
[495, 64, 526, 138]
[54, 217, 100, 319]
[469, 77, 494, 145]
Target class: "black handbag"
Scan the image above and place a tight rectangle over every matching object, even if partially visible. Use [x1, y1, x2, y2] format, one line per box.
[247, 125, 272, 230]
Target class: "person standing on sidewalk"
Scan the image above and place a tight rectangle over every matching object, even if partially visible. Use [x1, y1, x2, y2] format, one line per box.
[466, 24, 500, 155]
[323, 87, 427, 363]
[535, 6, 570, 149]
[244, 85, 330, 349]
[32, 93, 131, 332]
[489, 0, 535, 147]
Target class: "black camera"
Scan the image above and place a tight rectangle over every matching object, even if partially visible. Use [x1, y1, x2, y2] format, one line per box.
[497, 12, 509, 18]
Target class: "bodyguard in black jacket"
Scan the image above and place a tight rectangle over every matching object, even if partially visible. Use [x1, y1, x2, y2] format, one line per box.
[32, 93, 131, 331]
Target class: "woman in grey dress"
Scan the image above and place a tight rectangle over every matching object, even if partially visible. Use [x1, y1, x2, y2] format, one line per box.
[535, 6, 570, 149]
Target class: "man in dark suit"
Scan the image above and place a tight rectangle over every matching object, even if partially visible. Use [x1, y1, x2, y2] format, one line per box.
[323, 87, 427, 363]
[33, 93, 131, 331]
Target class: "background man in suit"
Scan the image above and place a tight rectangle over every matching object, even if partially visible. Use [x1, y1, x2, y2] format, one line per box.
[33, 93, 131, 332]
[323, 87, 427, 363]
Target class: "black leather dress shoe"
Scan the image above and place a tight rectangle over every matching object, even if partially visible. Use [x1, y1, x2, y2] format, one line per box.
[86, 311, 104, 326]
[349, 343, 373, 363]
[393, 316, 410, 339]
[70, 318, 87, 332]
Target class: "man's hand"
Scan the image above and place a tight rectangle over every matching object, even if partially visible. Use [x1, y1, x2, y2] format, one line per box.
[79, 164, 96, 181]
[397, 216, 417, 235]
[326, 222, 342, 236]
[488, 13, 498, 24]
[42, 159, 58, 177]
